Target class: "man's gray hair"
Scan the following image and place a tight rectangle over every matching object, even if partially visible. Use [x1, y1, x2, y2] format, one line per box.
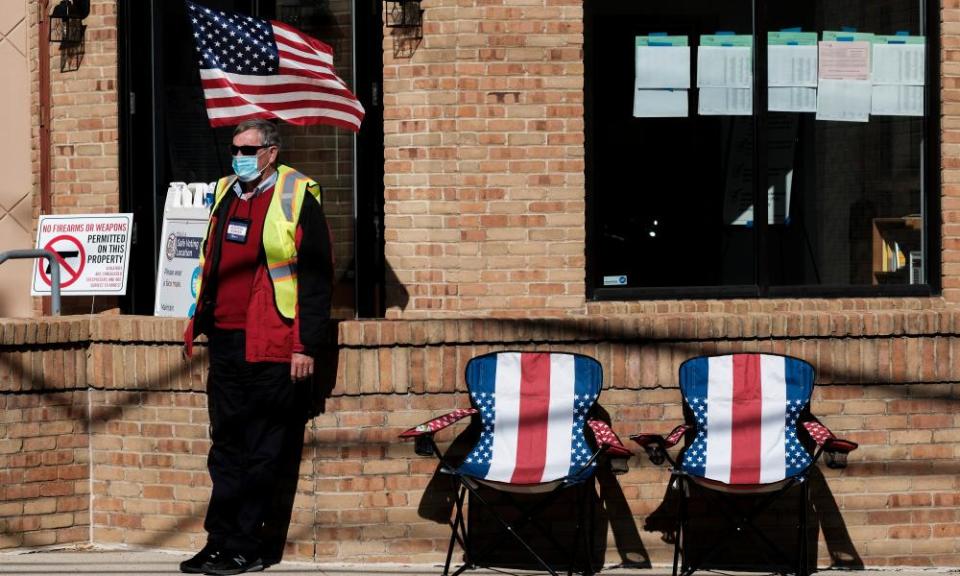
[233, 119, 281, 148]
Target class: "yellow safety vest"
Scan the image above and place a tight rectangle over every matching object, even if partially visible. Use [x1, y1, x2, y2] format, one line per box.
[196, 165, 321, 320]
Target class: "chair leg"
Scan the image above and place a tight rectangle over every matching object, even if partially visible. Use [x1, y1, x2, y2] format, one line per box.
[798, 480, 809, 576]
[587, 478, 597, 576]
[572, 479, 597, 576]
[673, 475, 686, 576]
[569, 483, 583, 576]
[444, 485, 467, 576]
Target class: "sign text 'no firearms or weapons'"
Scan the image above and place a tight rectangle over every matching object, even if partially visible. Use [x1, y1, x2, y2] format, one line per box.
[32, 214, 134, 296]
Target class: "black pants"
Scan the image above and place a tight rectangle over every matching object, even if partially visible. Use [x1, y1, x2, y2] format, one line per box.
[204, 329, 305, 555]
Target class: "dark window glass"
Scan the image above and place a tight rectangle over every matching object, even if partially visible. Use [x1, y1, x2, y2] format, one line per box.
[585, 0, 937, 298]
[767, 2, 926, 288]
[586, 1, 756, 290]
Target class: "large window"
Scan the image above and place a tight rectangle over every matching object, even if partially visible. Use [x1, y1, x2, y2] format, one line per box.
[585, 0, 939, 299]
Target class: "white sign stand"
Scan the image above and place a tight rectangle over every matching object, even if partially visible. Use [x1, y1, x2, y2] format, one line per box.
[153, 182, 214, 318]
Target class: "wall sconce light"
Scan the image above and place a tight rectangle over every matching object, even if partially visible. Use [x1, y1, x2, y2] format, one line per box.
[384, 0, 422, 29]
[49, 0, 89, 45]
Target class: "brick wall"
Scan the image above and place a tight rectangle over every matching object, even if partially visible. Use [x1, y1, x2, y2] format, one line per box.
[0, 318, 90, 548]
[2, 315, 959, 566]
[382, 0, 588, 317]
[45, 0, 119, 214]
[941, 0, 960, 303]
[383, 0, 960, 317]
[27, 0, 120, 316]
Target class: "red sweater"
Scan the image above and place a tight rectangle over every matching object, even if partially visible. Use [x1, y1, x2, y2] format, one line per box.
[213, 188, 273, 330]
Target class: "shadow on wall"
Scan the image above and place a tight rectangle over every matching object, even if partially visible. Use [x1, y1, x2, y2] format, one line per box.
[384, 259, 409, 315]
[643, 466, 864, 572]
[386, 4, 423, 59]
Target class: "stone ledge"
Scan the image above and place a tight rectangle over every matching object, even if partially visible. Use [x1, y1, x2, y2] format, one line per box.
[1, 310, 959, 348]
[336, 310, 960, 348]
[0, 319, 91, 347]
[87, 317, 189, 344]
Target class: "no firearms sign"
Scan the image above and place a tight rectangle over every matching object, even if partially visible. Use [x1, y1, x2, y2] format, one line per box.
[32, 214, 133, 296]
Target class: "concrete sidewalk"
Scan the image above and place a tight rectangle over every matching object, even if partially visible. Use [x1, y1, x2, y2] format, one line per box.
[0, 547, 655, 576]
[0, 547, 954, 576]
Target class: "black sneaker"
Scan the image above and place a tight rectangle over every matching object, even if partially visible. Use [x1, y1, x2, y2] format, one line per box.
[179, 545, 221, 574]
[202, 551, 264, 575]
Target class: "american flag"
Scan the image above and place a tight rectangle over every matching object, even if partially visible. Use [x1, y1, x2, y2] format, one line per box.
[458, 352, 602, 485]
[679, 354, 814, 485]
[186, 1, 364, 131]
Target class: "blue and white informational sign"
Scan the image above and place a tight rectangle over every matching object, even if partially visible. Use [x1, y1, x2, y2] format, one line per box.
[154, 183, 212, 317]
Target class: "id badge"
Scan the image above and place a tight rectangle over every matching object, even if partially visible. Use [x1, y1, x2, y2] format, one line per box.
[225, 217, 251, 243]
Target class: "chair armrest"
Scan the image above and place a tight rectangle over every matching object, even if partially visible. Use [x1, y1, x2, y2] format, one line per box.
[632, 424, 690, 449]
[803, 419, 858, 469]
[587, 420, 631, 474]
[630, 424, 690, 466]
[587, 420, 631, 456]
[803, 419, 860, 452]
[802, 419, 835, 447]
[399, 408, 478, 439]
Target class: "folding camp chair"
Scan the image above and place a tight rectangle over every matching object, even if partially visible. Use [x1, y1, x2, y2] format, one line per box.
[400, 351, 631, 576]
[632, 353, 858, 576]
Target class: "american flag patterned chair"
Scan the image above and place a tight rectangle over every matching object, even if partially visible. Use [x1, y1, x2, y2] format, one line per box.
[632, 353, 858, 576]
[400, 351, 631, 576]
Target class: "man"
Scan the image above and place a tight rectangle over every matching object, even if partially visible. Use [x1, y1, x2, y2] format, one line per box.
[182, 118, 333, 575]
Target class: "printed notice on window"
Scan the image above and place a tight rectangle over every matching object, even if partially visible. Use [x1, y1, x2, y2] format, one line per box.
[635, 45, 690, 89]
[817, 79, 872, 122]
[634, 36, 690, 118]
[769, 87, 817, 113]
[817, 41, 871, 121]
[697, 46, 752, 88]
[871, 42, 924, 117]
[872, 85, 924, 116]
[768, 45, 818, 87]
[698, 88, 752, 116]
[633, 84, 688, 118]
[768, 43, 818, 113]
[872, 43, 924, 86]
[818, 41, 871, 80]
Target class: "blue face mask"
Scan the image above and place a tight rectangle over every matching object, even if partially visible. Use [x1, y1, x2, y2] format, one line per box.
[231, 154, 263, 182]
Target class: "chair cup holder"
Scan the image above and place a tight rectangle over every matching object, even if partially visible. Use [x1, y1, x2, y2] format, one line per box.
[414, 435, 435, 457]
[825, 450, 849, 469]
[609, 455, 630, 475]
[644, 445, 666, 466]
